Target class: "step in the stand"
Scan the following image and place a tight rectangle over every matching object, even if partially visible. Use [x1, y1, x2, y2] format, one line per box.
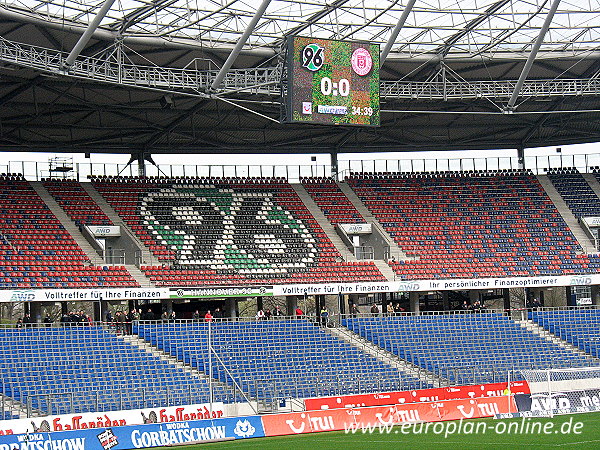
[515, 320, 600, 364]
[326, 323, 447, 388]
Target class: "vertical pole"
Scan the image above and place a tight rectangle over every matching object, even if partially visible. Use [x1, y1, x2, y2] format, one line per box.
[507, 369, 511, 414]
[208, 319, 213, 415]
[547, 369, 553, 417]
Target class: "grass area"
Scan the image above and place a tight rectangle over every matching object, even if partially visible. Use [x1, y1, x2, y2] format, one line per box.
[159, 412, 600, 449]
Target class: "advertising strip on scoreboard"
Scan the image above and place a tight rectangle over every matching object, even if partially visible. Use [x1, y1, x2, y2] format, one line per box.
[0, 415, 265, 449]
[304, 381, 530, 411]
[0, 403, 225, 436]
[261, 396, 517, 437]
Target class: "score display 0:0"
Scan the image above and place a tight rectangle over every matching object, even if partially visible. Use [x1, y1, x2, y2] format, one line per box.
[320, 77, 350, 97]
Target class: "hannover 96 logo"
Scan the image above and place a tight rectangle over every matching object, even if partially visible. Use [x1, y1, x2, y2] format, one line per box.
[140, 186, 316, 275]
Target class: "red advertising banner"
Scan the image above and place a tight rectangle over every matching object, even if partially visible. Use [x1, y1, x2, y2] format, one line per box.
[262, 396, 518, 437]
[304, 381, 529, 411]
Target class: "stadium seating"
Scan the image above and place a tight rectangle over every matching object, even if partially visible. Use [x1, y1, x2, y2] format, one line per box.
[347, 170, 600, 279]
[546, 168, 600, 218]
[343, 312, 599, 385]
[0, 326, 232, 415]
[90, 175, 385, 286]
[301, 177, 366, 224]
[0, 174, 138, 288]
[135, 319, 431, 399]
[529, 309, 600, 358]
[42, 179, 112, 226]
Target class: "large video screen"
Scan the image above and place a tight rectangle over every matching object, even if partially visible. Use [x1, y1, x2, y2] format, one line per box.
[286, 36, 380, 127]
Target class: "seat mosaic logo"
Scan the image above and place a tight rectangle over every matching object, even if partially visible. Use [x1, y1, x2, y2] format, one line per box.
[140, 186, 316, 276]
[9, 290, 36, 302]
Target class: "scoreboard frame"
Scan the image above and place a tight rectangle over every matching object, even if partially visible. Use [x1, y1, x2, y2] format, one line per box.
[283, 36, 380, 127]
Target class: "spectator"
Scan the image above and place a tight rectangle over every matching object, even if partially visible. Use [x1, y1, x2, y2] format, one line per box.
[295, 307, 304, 318]
[272, 306, 284, 318]
[255, 309, 265, 320]
[16, 318, 23, 329]
[115, 311, 126, 334]
[527, 298, 542, 310]
[204, 310, 213, 322]
[264, 308, 272, 320]
[141, 308, 154, 321]
[60, 312, 70, 326]
[192, 310, 201, 321]
[169, 311, 177, 322]
[320, 306, 329, 327]
[370, 303, 379, 316]
[350, 303, 360, 318]
[213, 307, 223, 320]
[106, 310, 113, 323]
[161, 311, 169, 322]
[125, 310, 134, 334]
[386, 303, 394, 316]
[23, 313, 34, 328]
[130, 309, 140, 332]
[43, 314, 53, 327]
[394, 303, 405, 315]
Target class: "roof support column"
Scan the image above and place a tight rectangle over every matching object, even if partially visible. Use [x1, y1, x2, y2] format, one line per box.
[506, 0, 561, 110]
[61, 0, 117, 70]
[380, 0, 416, 65]
[210, 0, 272, 91]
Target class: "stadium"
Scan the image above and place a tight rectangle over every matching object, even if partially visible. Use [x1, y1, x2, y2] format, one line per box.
[0, 0, 600, 447]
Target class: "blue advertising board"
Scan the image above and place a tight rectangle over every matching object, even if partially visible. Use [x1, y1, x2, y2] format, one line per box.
[0, 415, 265, 449]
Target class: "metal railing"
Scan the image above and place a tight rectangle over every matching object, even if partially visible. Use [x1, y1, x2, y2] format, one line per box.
[4, 151, 600, 183]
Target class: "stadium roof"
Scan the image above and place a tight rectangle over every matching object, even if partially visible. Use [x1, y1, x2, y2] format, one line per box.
[1, 0, 600, 156]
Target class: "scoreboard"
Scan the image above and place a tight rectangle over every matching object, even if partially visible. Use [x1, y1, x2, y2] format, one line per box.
[285, 36, 380, 127]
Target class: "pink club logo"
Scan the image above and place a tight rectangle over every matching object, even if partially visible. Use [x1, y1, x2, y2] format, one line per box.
[351, 48, 373, 76]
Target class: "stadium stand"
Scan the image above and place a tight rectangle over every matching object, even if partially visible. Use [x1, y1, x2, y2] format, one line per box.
[342, 312, 599, 385]
[135, 319, 431, 400]
[347, 170, 600, 279]
[0, 174, 138, 288]
[0, 325, 232, 415]
[42, 179, 113, 226]
[90, 175, 385, 286]
[529, 308, 600, 358]
[0, 310, 597, 417]
[301, 177, 366, 224]
[546, 168, 600, 218]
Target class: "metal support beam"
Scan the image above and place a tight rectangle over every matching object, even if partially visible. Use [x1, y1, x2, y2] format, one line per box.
[380, 0, 416, 65]
[436, 0, 512, 57]
[113, 0, 178, 34]
[507, 0, 562, 110]
[210, 0, 272, 91]
[61, 0, 117, 70]
[282, 0, 349, 41]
